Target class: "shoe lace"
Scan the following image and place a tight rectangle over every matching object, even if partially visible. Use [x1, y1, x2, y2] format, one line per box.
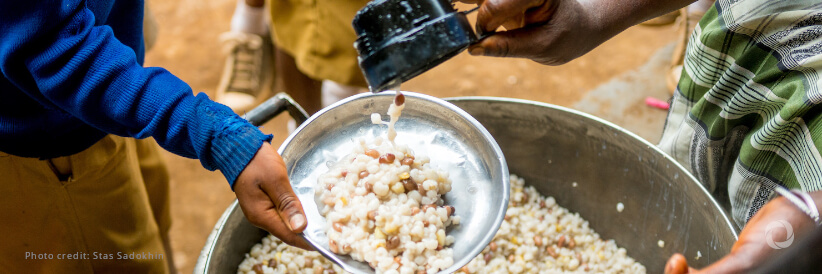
[219, 32, 264, 94]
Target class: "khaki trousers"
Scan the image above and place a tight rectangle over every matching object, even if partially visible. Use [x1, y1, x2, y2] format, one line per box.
[269, 0, 370, 87]
[0, 135, 172, 273]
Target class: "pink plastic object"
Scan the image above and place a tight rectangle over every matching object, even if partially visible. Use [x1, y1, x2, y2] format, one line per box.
[645, 97, 670, 110]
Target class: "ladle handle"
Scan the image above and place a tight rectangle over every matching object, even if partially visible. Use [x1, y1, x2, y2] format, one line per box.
[242, 92, 310, 127]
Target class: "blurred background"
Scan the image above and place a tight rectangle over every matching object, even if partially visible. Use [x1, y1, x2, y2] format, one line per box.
[143, 0, 678, 272]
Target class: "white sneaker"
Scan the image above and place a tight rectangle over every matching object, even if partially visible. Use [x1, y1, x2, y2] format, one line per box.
[216, 31, 273, 112]
[287, 119, 297, 134]
[321, 80, 366, 108]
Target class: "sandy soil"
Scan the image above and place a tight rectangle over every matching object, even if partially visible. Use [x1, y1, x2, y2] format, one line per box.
[143, 0, 679, 272]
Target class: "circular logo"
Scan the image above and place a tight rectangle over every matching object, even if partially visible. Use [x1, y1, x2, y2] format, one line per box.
[765, 220, 794, 249]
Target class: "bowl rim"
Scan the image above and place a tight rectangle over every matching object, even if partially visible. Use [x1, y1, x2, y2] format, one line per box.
[445, 96, 740, 236]
[277, 91, 510, 273]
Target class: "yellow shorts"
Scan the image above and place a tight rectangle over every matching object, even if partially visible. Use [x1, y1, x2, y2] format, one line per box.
[0, 135, 171, 273]
[269, 0, 371, 87]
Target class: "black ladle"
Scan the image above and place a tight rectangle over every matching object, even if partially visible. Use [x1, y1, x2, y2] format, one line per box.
[353, 0, 485, 92]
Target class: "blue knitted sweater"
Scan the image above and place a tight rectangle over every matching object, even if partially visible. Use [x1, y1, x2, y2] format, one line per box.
[0, 1, 271, 187]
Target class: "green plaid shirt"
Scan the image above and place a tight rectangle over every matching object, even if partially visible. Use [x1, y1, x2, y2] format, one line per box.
[659, 0, 822, 228]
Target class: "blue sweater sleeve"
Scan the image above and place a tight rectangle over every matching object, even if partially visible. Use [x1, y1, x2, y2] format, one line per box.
[0, 1, 270, 187]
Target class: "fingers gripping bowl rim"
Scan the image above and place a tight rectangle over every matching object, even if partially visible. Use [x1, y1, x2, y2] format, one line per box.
[278, 91, 509, 273]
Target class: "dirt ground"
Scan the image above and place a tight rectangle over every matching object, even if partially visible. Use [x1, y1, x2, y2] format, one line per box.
[143, 0, 679, 272]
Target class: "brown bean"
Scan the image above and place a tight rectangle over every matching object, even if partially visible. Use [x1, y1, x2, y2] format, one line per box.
[367, 210, 378, 220]
[417, 271, 426, 274]
[422, 204, 436, 212]
[359, 171, 369, 179]
[437, 244, 443, 250]
[386, 236, 400, 249]
[325, 183, 334, 190]
[445, 205, 455, 216]
[521, 193, 528, 202]
[504, 215, 511, 221]
[303, 258, 312, 268]
[402, 179, 417, 192]
[329, 240, 339, 253]
[508, 254, 515, 262]
[584, 265, 591, 271]
[557, 235, 567, 248]
[252, 263, 264, 274]
[423, 220, 429, 227]
[546, 246, 558, 258]
[333, 222, 343, 232]
[460, 266, 470, 273]
[484, 253, 493, 263]
[394, 92, 405, 106]
[365, 149, 380, 158]
[401, 156, 415, 165]
[394, 256, 402, 266]
[268, 259, 277, 268]
[313, 265, 323, 274]
[540, 200, 546, 208]
[379, 153, 395, 164]
[534, 236, 543, 246]
[341, 170, 348, 177]
[411, 207, 420, 215]
[489, 241, 498, 252]
[364, 182, 373, 192]
[568, 237, 576, 249]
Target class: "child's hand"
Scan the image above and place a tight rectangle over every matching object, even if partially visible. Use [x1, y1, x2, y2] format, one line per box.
[234, 142, 313, 250]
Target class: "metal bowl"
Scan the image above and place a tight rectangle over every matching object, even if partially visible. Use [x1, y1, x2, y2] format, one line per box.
[196, 97, 738, 273]
[228, 92, 509, 273]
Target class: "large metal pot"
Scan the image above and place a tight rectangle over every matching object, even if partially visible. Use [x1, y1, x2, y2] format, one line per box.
[195, 96, 738, 273]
